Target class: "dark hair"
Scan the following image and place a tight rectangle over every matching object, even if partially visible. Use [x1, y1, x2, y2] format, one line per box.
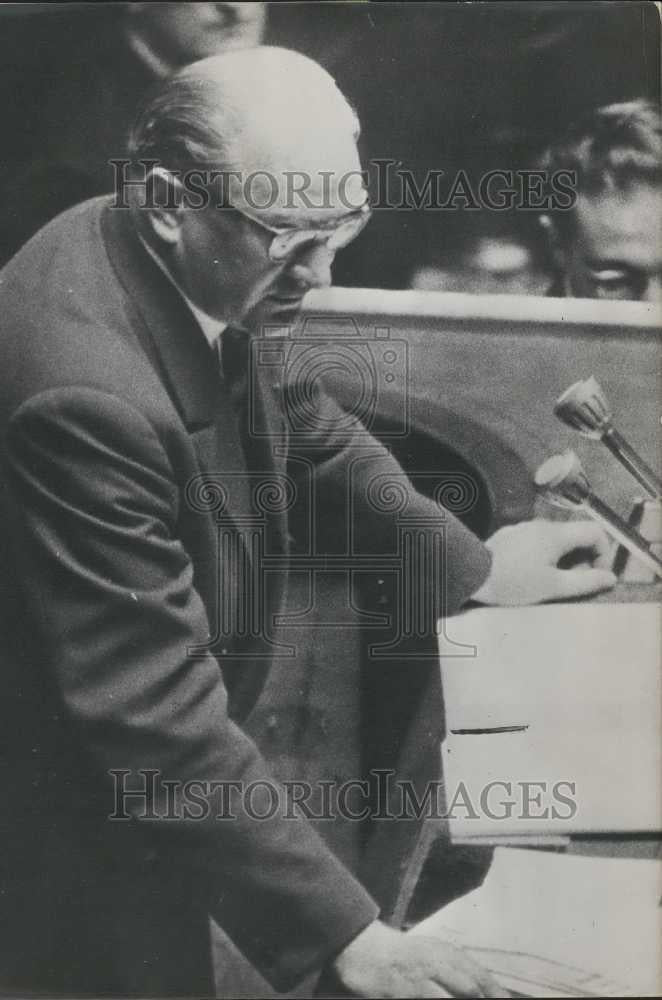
[540, 99, 661, 236]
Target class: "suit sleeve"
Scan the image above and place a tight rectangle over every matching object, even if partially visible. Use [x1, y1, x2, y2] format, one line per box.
[4, 386, 379, 991]
[287, 387, 492, 615]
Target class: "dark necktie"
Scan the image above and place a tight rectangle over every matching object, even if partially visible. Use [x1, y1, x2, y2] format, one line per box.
[218, 326, 249, 406]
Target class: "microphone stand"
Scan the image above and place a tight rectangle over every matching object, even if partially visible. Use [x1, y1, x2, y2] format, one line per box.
[554, 376, 661, 500]
[535, 451, 662, 580]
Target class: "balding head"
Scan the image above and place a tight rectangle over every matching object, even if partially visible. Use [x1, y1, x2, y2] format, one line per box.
[125, 48, 369, 330]
[128, 46, 363, 221]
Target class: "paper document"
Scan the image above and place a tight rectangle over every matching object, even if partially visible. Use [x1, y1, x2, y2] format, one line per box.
[412, 847, 662, 997]
[438, 603, 661, 836]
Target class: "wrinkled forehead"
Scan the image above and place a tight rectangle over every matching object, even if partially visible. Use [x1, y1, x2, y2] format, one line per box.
[221, 102, 366, 226]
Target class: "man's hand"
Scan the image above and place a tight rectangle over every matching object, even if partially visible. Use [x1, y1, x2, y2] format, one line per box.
[332, 920, 508, 998]
[472, 519, 616, 606]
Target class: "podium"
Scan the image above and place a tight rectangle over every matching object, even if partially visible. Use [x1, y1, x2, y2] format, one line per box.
[438, 588, 661, 843]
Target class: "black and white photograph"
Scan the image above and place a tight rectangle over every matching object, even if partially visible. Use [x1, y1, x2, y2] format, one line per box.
[0, 2, 659, 997]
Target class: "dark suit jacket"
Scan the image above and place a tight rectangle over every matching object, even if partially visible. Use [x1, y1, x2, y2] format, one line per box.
[0, 197, 491, 996]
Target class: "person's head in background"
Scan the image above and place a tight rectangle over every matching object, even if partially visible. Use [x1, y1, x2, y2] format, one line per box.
[126, 3, 266, 75]
[540, 99, 662, 301]
[410, 212, 553, 296]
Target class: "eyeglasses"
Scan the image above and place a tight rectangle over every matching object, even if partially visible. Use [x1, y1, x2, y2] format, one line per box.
[230, 199, 372, 263]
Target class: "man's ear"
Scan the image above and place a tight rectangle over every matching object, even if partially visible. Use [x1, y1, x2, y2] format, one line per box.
[539, 213, 566, 271]
[145, 167, 186, 246]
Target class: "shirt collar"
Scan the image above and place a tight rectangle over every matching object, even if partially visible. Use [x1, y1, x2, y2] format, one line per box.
[138, 234, 227, 349]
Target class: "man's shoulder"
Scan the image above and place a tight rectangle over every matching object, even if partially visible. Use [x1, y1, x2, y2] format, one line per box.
[0, 197, 116, 310]
[0, 197, 127, 357]
[3, 195, 111, 266]
[0, 199, 181, 433]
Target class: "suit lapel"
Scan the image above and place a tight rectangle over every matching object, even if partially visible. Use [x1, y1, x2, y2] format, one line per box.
[100, 203, 299, 718]
[101, 201, 220, 431]
[101, 202, 289, 557]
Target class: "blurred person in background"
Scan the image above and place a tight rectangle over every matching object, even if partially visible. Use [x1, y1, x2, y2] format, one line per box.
[126, 2, 266, 72]
[410, 213, 553, 297]
[326, 4, 659, 291]
[0, 3, 266, 264]
[539, 99, 662, 301]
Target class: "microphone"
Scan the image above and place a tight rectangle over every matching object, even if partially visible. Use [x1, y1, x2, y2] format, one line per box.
[535, 450, 662, 579]
[554, 376, 661, 499]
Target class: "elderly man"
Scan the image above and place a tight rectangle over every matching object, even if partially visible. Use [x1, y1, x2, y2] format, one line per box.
[0, 48, 614, 998]
[541, 99, 662, 301]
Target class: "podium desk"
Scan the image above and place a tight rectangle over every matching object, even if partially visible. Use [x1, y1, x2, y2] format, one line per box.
[300, 288, 661, 533]
[438, 584, 661, 849]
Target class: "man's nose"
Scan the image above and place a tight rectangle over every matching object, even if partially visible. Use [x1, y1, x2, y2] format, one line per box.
[642, 274, 662, 302]
[288, 245, 334, 290]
